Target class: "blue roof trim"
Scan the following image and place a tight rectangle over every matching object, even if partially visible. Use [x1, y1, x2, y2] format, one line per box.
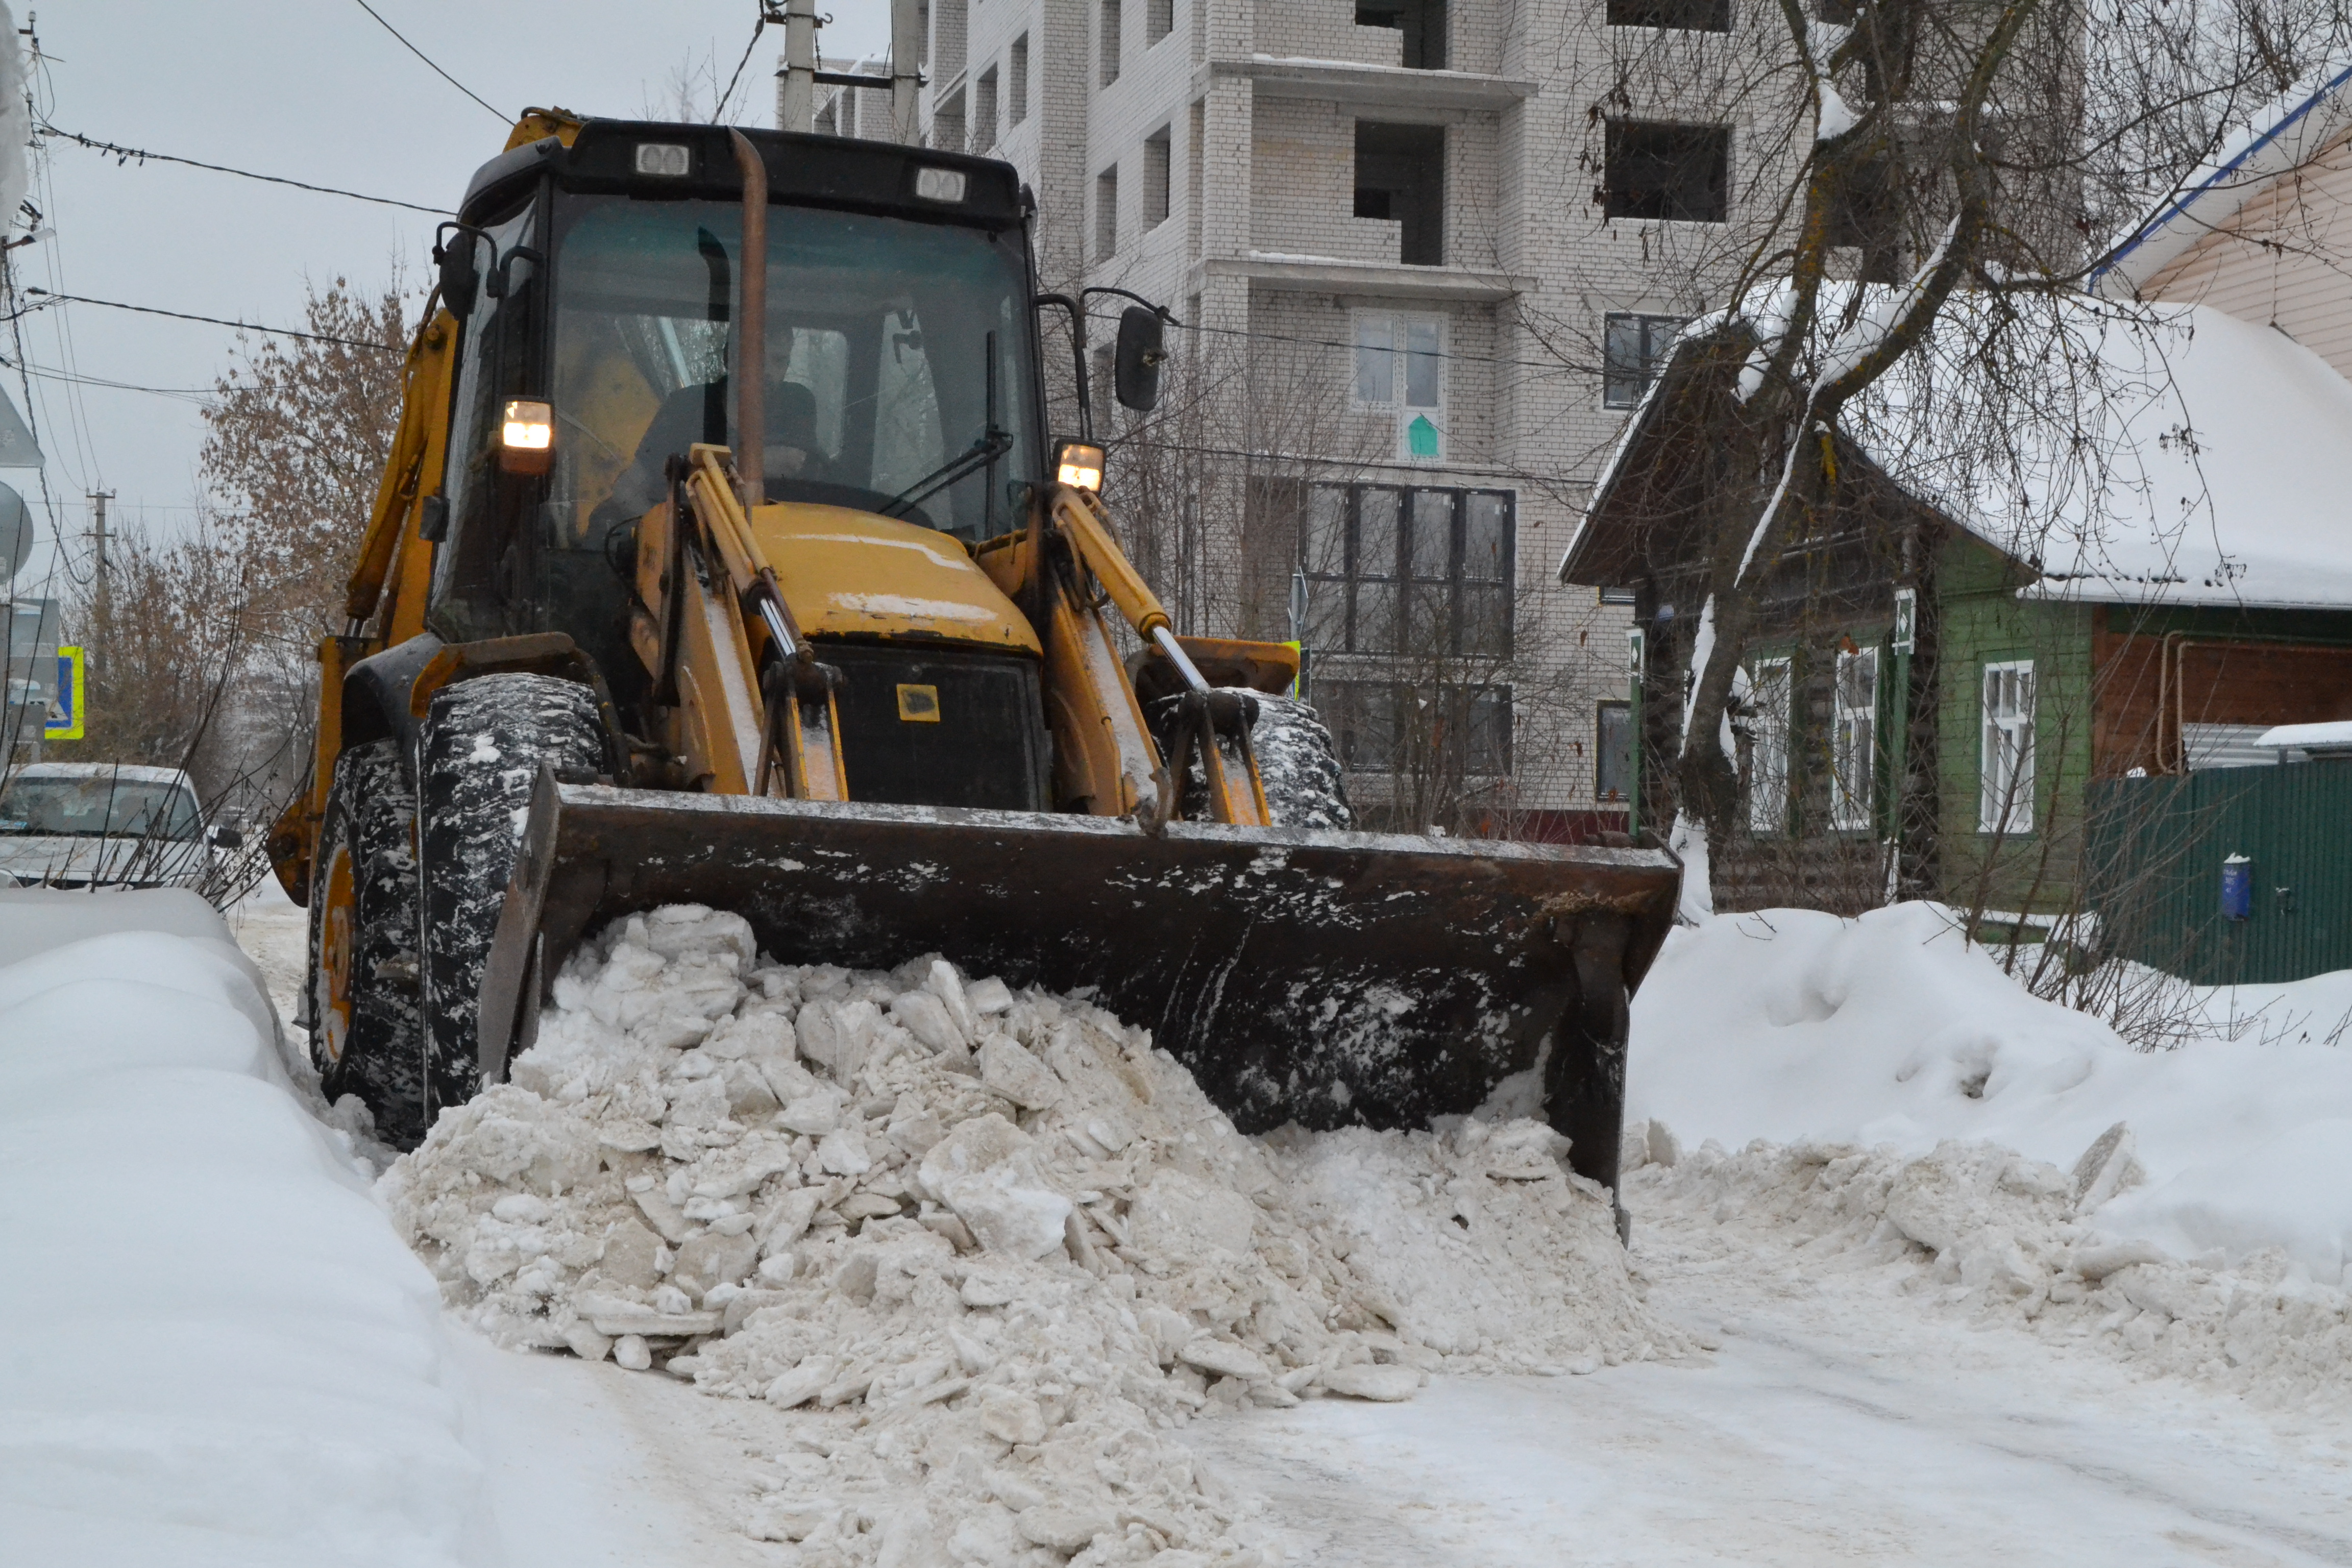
[2087, 61, 2352, 295]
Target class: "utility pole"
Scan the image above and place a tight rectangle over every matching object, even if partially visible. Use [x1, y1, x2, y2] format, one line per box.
[88, 489, 111, 690]
[777, 0, 819, 133]
[890, 0, 922, 145]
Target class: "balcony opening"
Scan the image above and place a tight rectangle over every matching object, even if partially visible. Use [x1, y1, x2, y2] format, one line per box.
[1355, 0, 1447, 69]
[1603, 121, 1730, 223]
[1606, 0, 1730, 32]
[974, 66, 998, 153]
[1096, 166, 1120, 259]
[1144, 126, 1172, 227]
[1355, 121, 1446, 265]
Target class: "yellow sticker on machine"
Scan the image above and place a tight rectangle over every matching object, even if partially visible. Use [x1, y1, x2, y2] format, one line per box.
[897, 683, 941, 722]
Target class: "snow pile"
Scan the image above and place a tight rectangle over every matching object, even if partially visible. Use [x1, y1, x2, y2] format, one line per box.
[1629, 904, 2352, 1284]
[1627, 1131, 2352, 1410]
[385, 904, 1672, 1562]
[0, 889, 485, 1567]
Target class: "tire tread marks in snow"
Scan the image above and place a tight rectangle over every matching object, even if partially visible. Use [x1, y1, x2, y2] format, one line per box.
[417, 673, 604, 1125]
[307, 737, 426, 1145]
[1148, 689, 1354, 830]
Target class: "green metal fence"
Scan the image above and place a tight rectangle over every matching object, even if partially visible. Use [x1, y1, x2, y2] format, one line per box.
[2086, 764, 2352, 985]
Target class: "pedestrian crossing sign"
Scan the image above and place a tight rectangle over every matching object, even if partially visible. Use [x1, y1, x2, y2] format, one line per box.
[45, 645, 82, 739]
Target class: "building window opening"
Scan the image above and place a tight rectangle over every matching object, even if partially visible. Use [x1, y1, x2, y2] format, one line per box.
[1147, 0, 1174, 44]
[1144, 126, 1172, 227]
[1831, 645, 1878, 831]
[1095, 166, 1120, 259]
[1298, 482, 1511, 657]
[974, 66, 999, 153]
[1354, 0, 1447, 68]
[1101, 0, 1123, 85]
[1980, 660, 2036, 834]
[1603, 312, 1682, 408]
[1009, 35, 1029, 125]
[1606, 0, 1730, 31]
[1352, 310, 1446, 461]
[1355, 121, 1446, 264]
[1604, 121, 1730, 223]
[1745, 656, 1791, 834]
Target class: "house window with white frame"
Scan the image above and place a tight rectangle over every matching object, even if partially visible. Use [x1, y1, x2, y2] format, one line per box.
[1980, 660, 2036, 834]
[1746, 656, 1791, 835]
[1831, 646, 1877, 831]
[1353, 310, 1445, 462]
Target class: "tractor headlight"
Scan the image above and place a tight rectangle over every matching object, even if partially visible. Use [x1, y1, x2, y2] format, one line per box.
[500, 399, 555, 475]
[1055, 440, 1105, 493]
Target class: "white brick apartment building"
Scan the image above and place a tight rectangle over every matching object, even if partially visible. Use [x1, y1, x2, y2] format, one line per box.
[806, 0, 1765, 837]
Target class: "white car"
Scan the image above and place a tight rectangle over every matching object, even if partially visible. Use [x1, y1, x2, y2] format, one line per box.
[0, 762, 243, 889]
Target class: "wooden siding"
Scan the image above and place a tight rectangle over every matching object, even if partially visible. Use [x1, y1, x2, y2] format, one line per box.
[2139, 128, 2352, 382]
[1933, 535, 2094, 915]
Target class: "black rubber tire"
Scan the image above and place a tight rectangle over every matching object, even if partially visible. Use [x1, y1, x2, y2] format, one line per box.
[415, 674, 605, 1126]
[307, 738, 427, 1145]
[1147, 689, 1354, 830]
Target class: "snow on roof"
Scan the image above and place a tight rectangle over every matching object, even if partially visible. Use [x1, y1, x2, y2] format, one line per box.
[1569, 284, 2352, 610]
[1891, 300, 2352, 609]
[2254, 719, 2352, 750]
[2091, 61, 2352, 299]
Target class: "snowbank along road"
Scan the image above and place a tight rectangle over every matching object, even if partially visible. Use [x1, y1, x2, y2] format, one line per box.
[3, 884, 2349, 1563]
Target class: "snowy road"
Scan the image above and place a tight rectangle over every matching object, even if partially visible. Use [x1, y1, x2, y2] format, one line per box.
[1185, 1205, 2352, 1567]
[214, 891, 2352, 1566]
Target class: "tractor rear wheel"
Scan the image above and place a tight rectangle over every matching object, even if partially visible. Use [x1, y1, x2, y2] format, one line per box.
[307, 738, 426, 1145]
[415, 674, 606, 1126]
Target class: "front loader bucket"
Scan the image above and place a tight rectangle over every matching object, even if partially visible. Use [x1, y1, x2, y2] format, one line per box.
[480, 775, 1680, 1190]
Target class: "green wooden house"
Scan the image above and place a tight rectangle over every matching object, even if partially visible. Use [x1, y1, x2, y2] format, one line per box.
[1559, 298, 2352, 972]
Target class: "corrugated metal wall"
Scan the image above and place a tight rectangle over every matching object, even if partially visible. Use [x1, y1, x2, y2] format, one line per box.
[2087, 763, 2352, 984]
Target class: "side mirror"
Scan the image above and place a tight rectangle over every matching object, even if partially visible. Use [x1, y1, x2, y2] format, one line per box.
[435, 224, 482, 318]
[1114, 306, 1165, 412]
[418, 494, 451, 543]
[207, 825, 243, 851]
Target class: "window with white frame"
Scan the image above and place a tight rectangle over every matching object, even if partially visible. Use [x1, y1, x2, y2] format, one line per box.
[1746, 656, 1791, 835]
[1603, 312, 1681, 408]
[1352, 310, 1445, 462]
[1980, 660, 2036, 834]
[1831, 646, 1877, 831]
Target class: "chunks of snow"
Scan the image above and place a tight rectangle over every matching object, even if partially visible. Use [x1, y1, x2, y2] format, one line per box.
[383, 904, 1680, 1560]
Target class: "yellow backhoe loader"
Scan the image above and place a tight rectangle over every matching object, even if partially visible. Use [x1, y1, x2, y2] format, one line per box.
[271, 112, 1678, 1201]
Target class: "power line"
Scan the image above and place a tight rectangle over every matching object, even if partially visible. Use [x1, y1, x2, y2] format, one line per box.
[0, 358, 216, 405]
[715, 14, 769, 124]
[36, 118, 454, 215]
[349, 0, 506, 122]
[20, 290, 402, 353]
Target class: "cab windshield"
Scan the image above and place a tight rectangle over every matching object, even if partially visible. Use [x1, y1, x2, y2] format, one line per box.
[549, 195, 1041, 546]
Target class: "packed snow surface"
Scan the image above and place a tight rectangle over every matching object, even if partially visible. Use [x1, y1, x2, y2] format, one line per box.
[0, 889, 486, 1567]
[1629, 902, 2352, 1285]
[385, 904, 1680, 1563]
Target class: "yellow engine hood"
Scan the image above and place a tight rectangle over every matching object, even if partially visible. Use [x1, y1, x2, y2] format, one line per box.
[750, 503, 1041, 656]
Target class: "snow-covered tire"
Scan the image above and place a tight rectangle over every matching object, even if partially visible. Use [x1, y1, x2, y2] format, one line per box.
[307, 738, 426, 1145]
[415, 674, 605, 1125]
[1148, 689, 1354, 830]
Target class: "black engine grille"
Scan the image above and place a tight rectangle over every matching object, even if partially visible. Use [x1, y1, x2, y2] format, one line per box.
[815, 642, 1050, 812]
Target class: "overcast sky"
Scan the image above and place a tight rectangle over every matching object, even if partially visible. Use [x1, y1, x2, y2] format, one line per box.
[7, 0, 894, 599]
